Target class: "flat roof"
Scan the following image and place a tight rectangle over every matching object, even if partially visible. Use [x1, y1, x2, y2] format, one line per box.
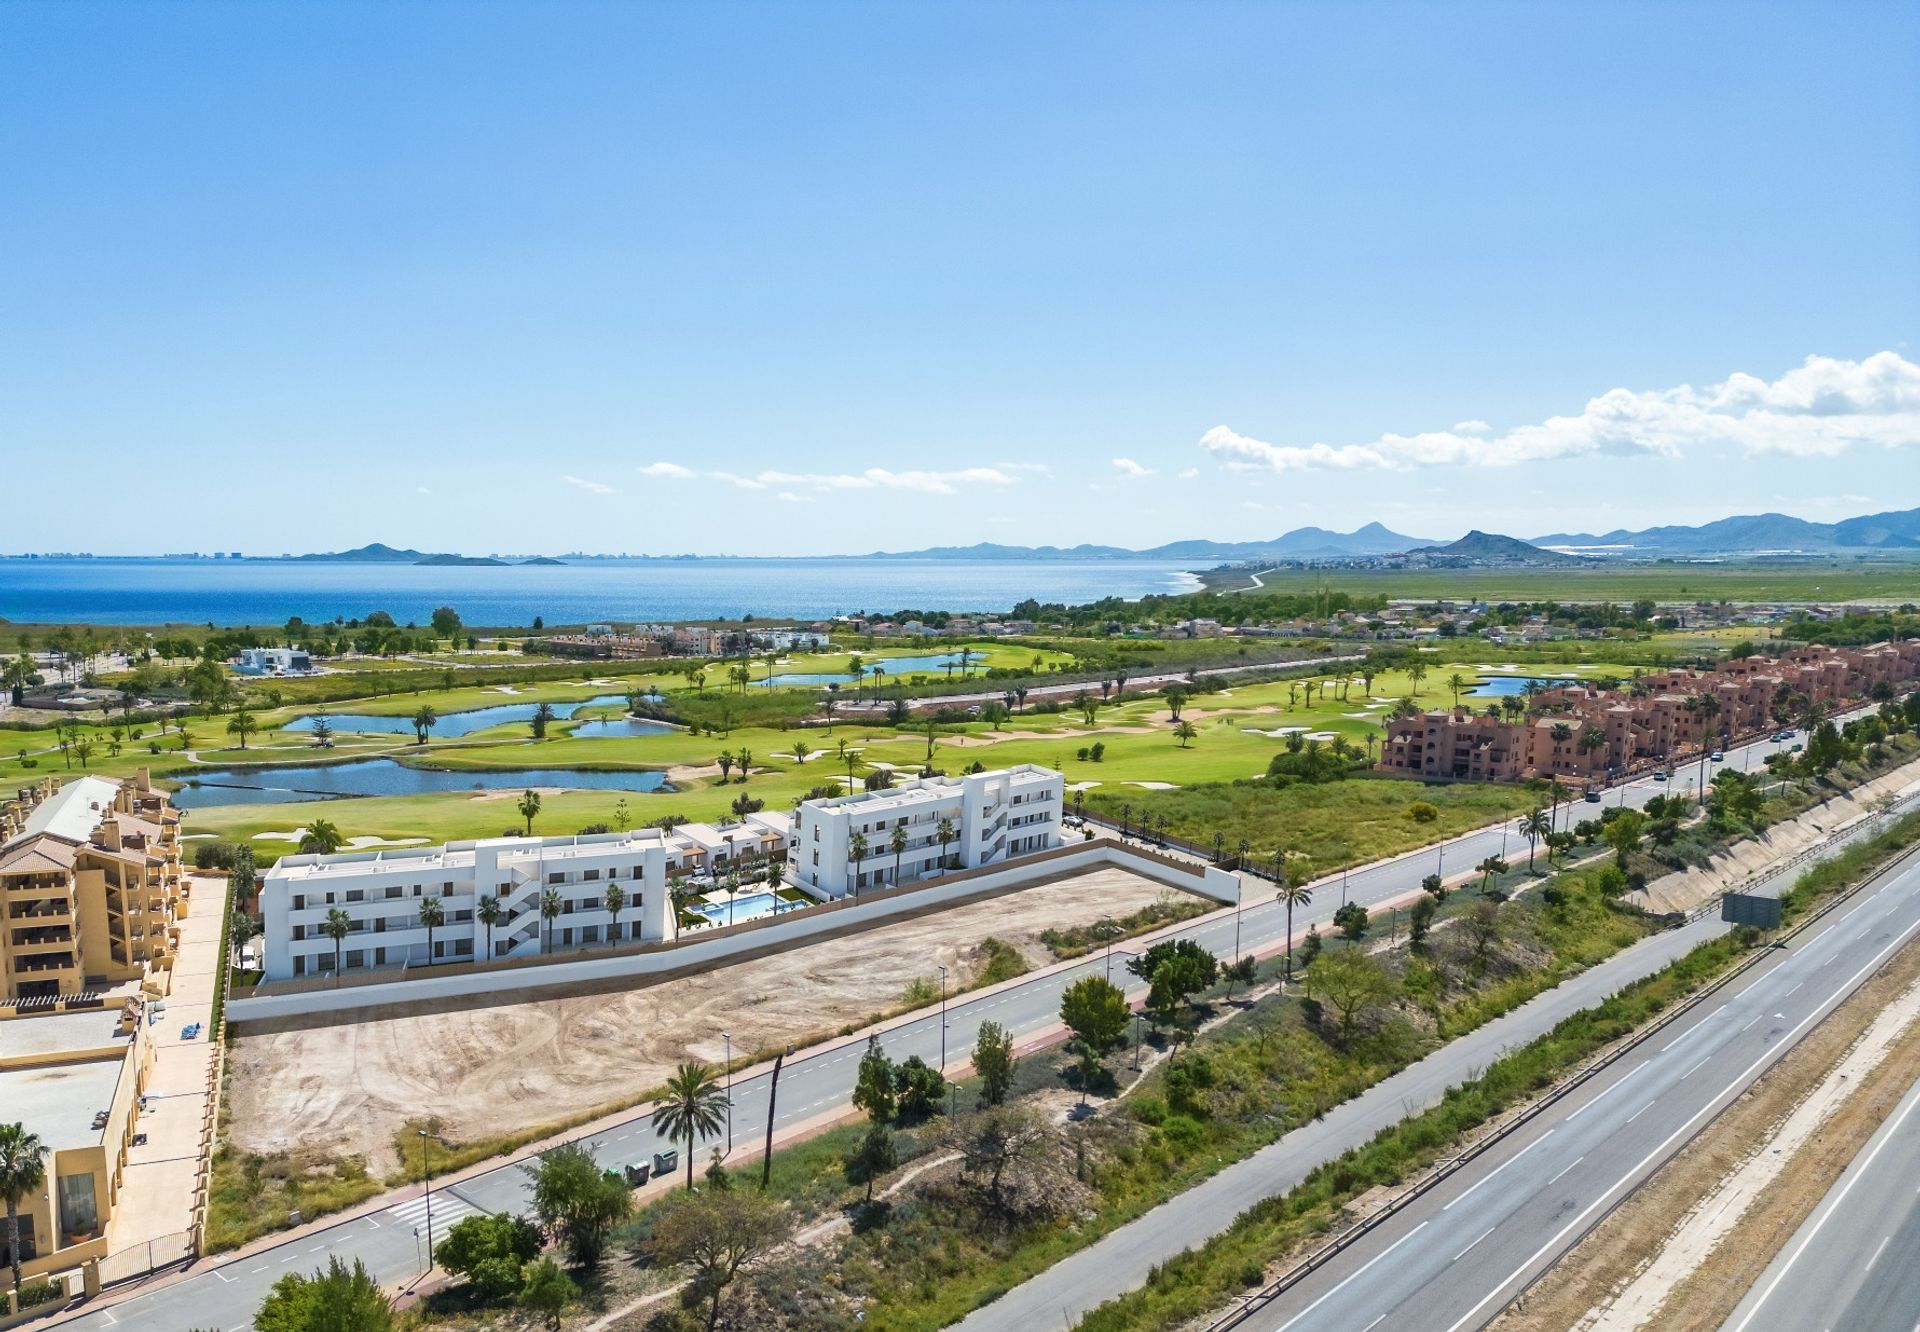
[6, 776, 120, 850]
[0, 1009, 129, 1061]
[0, 1059, 122, 1153]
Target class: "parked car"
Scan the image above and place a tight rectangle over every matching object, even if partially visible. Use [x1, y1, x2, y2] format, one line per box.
[1652, 770, 1668, 782]
[1584, 790, 1603, 803]
[1710, 751, 1724, 762]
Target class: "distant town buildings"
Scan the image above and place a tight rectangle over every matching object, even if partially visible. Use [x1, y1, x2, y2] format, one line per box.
[232, 646, 313, 675]
[1378, 642, 1920, 783]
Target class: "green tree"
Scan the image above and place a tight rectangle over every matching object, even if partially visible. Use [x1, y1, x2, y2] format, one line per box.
[1519, 808, 1551, 871]
[651, 1062, 731, 1191]
[893, 1055, 947, 1118]
[299, 819, 343, 855]
[518, 1256, 576, 1331]
[972, 1020, 1016, 1107]
[936, 815, 957, 871]
[848, 830, 869, 895]
[890, 822, 909, 886]
[530, 702, 555, 739]
[430, 606, 463, 638]
[476, 894, 502, 962]
[649, 1186, 793, 1332]
[852, 1034, 896, 1123]
[1305, 948, 1398, 1044]
[1059, 974, 1130, 1082]
[604, 883, 627, 943]
[0, 1123, 49, 1294]
[524, 1143, 631, 1266]
[322, 907, 352, 976]
[540, 887, 563, 951]
[434, 1212, 542, 1300]
[417, 895, 444, 964]
[843, 1124, 898, 1203]
[225, 708, 258, 749]
[411, 705, 438, 744]
[253, 1256, 392, 1332]
[1605, 809, 1646, 868]
[1173, 720, 1198, 748]
[518, 789, 542, 835]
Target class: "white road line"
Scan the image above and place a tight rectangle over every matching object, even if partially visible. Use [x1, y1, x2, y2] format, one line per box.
[1867, 1235, 1893, 1272]
[1625, 1101, 1654, 1124]
[1547, 1156, 1585, 1187]
[1453, 1226, 1496, 1262]
[1443, 1131, 1554, 1212]
[1742, 1014, 1763, 1032]
[1273, 1221, 1430, 1332]
[248, 1265, 268, 1274]
[212, 1268, 234, 1283]
[1680, 1054, 1713, 1081]
[1566, 1063, 1646, 1122]
[1449, 891, 1920, 1332]
[1785, 981, 1805, 998]
[1662, 1010, 1721, 1052]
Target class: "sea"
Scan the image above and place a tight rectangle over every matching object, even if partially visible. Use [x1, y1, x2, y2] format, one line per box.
[0, 557, 1202, 627]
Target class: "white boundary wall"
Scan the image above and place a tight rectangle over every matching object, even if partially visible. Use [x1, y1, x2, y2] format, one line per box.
[226, 843, 1237, 1026]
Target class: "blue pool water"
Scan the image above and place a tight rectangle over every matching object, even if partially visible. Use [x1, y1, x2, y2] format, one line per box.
[689, 892, 810, 926]
[282, 693, 664, 737]
[168, 758, 669, 808]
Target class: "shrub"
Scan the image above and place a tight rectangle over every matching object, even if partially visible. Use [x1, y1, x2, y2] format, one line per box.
[1406, 801, 1439, 823]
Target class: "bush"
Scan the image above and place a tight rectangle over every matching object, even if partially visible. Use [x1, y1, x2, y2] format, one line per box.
[17, 1279, 63, 1310]
[1406, 801, 1439, 823]
[435, 1212, 543, 1300]
[194, 842, 243, 870]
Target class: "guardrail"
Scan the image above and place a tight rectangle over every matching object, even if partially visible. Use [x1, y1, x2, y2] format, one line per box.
[1202, 801, 1920, 1331]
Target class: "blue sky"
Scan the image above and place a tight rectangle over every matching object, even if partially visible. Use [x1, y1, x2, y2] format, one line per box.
[5, 1, 1917, 556]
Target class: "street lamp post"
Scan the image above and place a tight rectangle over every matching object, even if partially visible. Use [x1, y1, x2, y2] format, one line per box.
[721, 1031, 733, 1153]
[1100, 914, 1115, 980]
[1231, 890, 1243, 967]
[417, 1129, 434, 1273]
[937, 965, 949, 1071]
[1131, 1012, 1143, 1070]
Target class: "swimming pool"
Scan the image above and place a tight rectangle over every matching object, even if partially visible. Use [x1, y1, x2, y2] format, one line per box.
[689, 891, 810, 926]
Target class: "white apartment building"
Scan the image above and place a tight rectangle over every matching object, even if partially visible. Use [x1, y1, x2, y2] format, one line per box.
[259, 811, 790, 981]
[792, 764, 1064, 898]
[233, 647, 312, 676]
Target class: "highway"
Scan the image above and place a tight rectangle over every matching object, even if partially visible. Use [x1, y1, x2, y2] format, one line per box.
[1721, 1063, 1920, 1330]
[1221, 832, 1920, 1332]
[46, 723, 1819, 1332]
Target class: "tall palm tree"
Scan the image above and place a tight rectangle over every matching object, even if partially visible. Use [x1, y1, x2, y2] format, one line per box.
[530, 702, 555, 739]
[0, 1122, 49, 1293]
[838, 739, 859, 790]
[412, 705, 438, 745]
[604, 883, 626, 944]
[323, 907, 352, 978]
[936, 816, 956, 871]
[1276, 867, 1314, 980]
[418, 895, 445, 965]
[225, 708, 257, 749]
[849, 831, 869, 896]
[890, 824, 908, 886]
[651, 1062, 730, 1191]
[477, 894, 502, 961]
[1406, 661, 1428, 698]
[1447, 673, 1468, 709]
[518, 789, 542, 836]
[541, 888, 564, 951]
[1519, 808, 1551, 871]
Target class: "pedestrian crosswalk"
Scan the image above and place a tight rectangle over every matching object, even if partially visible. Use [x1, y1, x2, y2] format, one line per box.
[386, 1190, 483, 1233]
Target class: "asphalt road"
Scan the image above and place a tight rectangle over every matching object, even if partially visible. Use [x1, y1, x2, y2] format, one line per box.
[46, 723, 1824, 1332]
[1721, 1061, 1920, 1330]
[1224, 835, 1920, 1332]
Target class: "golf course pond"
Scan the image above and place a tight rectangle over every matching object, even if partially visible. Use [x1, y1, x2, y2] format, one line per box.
[167, 758, 671, 808]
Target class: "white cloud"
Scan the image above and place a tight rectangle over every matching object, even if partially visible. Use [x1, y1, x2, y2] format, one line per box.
[1111, 457, 1154, 478]
[714, 467, 1020, 496]
[711, 471, 769, 491]
[1201, 352, 1920, 474]
[775, 491, 813, 504]
[1177, 467, 1199, 480]
[562, 474, 618, 495]
[415, 486, 432, 495]
[638, 461, 694, 479]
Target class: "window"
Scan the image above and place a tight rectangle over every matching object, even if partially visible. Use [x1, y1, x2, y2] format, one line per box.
[0, 1212, 36, 1265]
[584, 869, 600, 881]
[292, 894, 305, 911]
[386, 886, 402, 900]
[548, 872, 563, 885]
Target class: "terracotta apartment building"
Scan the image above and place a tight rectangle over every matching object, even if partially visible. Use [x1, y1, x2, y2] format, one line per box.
[1379, 641, 1920, 784]
[0, 770, 187, 1003]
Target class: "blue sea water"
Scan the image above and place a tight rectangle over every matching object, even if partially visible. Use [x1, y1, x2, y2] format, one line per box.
[0, 557, 1201, 627]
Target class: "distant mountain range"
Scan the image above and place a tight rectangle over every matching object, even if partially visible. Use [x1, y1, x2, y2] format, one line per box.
[1406, 530, 1591, 567]
[867, 523, 1434, 562]
[291, 543, 545, 567]
[1533, 506, 1920, 554]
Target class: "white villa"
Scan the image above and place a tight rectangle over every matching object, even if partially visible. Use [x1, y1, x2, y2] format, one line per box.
[791, 764, 1063, 898]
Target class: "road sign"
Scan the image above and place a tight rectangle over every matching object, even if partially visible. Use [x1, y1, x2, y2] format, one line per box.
[1721, 892, 1783, 930]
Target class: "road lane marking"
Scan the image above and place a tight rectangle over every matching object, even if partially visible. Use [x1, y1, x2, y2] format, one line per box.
[1567, 1064, 1645, 1122]
[1453, 1226, 1496, 1262]
[1273, 1221, 1429, 1332]
[1680, 1054, 1713, 1081]
[1741, 1014, 1762, 1032]
[1625, 1101, 1654, 1124]
[212, 1268, 234, 1283]
[1547, 1156, 1584, 1186]
[1662, 1010, 1721, 1051]
[1443, 1131, 1553, 1212]
[1785, 981, 1805, 998]
[1867, 1235, 1893, 1272]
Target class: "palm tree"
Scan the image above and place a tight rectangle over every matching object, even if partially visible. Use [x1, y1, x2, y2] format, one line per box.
[890, 824, 908, 886]
[322, 907, 352, 977]
[1448, 673, 1468, 709]
[1211, 831, 1226, 863]
[541, 888, 563, 951]
[530, 702, 555, 739]
[837, 738, 859, 790]
[604, 883, 626, 944]
[849, 831, 869, 895]
[418, 895, 445, 965]
[225, 708, 257, 749]
[1276, 866, 1313, 980]
[791, 737, 812, 766]
[0, 1122, 49, 1294]
[1519, 808, 1551, 871]
[412, 705, 438, 744]
[302, 818, 345, 855]
[936, 816, 956, 871]
[518, 789, 542, 836]
[477, 894, 502, 961]
[1174, 720, 1197, 748]
[651, 1062, 730, 1191]
[1406, 661, 1428, 698]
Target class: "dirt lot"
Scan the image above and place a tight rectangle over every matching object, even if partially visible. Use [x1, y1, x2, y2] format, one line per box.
[226, 865, 1196, 1171]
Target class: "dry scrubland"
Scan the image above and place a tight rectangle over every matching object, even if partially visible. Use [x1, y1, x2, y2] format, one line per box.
[227, 865, 1190, 1171]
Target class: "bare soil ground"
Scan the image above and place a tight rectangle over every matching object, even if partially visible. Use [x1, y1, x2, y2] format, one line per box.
[1492, 933, 1920, 1332]
[226, 865, 1189, 1172]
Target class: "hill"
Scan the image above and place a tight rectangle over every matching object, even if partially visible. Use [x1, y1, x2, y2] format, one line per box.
[1405, 530, 1591, 567]
[871, 523, 1431, 562]
[1534, 506, 1920, 554]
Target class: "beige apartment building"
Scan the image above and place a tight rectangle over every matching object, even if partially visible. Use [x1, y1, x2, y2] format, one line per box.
[0, 770, 187, 1004]
[1379, 641, 1920, 784]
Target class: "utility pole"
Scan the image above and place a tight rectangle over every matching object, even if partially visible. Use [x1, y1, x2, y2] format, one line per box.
[417, 1129, 434, 1273]
[760, 1045, 792, 1190]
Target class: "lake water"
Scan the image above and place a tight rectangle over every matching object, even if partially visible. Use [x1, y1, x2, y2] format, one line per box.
[0, 557, 1201, 626]
[281, 694, 668, 737]
[761, 650, 977, 687]
[167, 758, 670, 808]
[1469, 675, 1577, 697]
